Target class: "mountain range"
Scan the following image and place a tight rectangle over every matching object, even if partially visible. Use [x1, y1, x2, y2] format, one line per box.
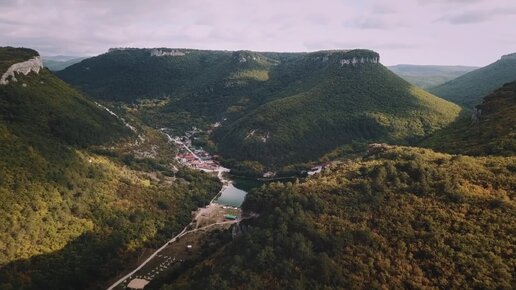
[429, 53, 516, 108]
[1, 45, 515, 290]
[58, 48, 461, 173]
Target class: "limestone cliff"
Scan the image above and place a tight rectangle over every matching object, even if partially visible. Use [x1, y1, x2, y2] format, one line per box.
[1, 56, 43, 85]
[339, 56, 379, 66]
[309, 49, 380, 67]
[150, 48, 187, 57]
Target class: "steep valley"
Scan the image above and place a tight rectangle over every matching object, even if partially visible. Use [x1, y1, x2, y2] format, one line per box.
[0, 45, 514, 290]
[58, 48, 461, 175]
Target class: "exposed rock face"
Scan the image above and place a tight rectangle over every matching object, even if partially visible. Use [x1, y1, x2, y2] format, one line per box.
[471, 108, 482, 123]
[310, 50, 380, 67]
[245, 129, 270, 143]
[238, 55, 259, 63]
[340, 56, 379, 66]
[232, 51, 261, 63]
[366, 143, 394, 156]
[0, 56, 43, 85]
[150, 49, 186, 57]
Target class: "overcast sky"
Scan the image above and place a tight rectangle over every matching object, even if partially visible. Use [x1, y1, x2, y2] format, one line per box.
[1, 0, 515, 66]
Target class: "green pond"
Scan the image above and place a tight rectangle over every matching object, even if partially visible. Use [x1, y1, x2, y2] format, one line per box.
[215, 183, 248, 207]
[214, 176, 297, 208]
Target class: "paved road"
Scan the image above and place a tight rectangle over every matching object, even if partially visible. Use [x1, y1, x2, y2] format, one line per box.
[161, 130, 203, 162]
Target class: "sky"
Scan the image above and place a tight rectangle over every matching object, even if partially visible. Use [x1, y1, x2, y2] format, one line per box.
[0, 0, 515, 66]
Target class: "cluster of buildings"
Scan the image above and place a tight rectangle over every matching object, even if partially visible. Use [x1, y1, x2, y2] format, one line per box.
[173, 130, 221, 172]
[176, 152, 219, 171]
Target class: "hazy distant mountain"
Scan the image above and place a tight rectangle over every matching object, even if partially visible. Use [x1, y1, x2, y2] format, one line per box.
[43, 55, 87, 71]
[429, 53, 516, 107]
[387, 64, 477, 89]
[43, 55, 84, 61]
[59, 48, 460, 172]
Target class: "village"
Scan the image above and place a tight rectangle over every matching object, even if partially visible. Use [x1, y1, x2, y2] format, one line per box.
[169, 127, 222, 172]
[166, 126, 331, 179]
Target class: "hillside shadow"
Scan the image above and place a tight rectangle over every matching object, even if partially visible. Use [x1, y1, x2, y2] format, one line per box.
[0, 231, 144, 290]
[417, 109, 475, 153]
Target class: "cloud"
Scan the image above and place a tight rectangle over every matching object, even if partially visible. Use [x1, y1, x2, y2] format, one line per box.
[437, 7, 516, 24]
[303, 39, 418, 52]
[306, 14, 330, 26]
[417, 0, 486, 5]
[439, 11, 490, 24]
[350, 18, 406, 30]
[0, 0, 514, 66]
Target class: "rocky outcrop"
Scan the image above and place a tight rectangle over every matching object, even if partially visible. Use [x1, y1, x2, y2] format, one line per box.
[245, 129, 270, 143]
[150, 49, 186, 57]
[232, 51, 262, 63]
[366, 143, 394, 156]
[471, 108, 482, 123]
[310, 50, 380, 67]
[237, 55, 256, 63]
[340, 56, 379, 66]
[0, 56, 43, 85]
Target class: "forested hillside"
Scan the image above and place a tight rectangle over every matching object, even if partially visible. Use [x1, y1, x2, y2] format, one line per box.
[422, 81, 515, 156]
[147, 78, 514, 290]
[57, 48, 276, 104]
[154, 81, 515, 289]
[0, 48, 221, 289]
[3, 0, 516, 289]
[157, 146, 515, 290]
[214, 50, 460, 169]
[59, 48, 461, 174]
[429, 53, 516, 108]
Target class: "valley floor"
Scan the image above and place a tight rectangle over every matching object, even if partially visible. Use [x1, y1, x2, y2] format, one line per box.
[107, 129, 247, 290]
